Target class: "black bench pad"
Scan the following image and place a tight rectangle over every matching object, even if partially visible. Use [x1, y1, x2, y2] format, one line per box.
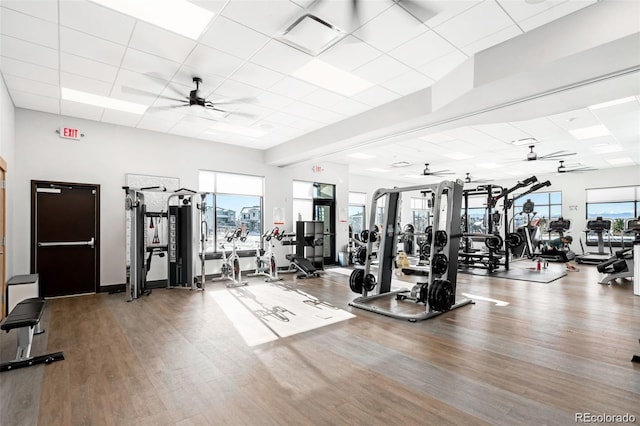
[1, 298, 46, 331]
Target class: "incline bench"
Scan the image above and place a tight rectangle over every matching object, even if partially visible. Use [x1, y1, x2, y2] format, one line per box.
[0, 298, 64, 372]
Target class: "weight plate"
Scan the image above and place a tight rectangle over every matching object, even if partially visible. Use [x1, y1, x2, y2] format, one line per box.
[364, 273, 376, 292]
[349, 269, 364, 294]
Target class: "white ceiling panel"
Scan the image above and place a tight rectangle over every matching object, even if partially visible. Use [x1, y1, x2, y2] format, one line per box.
[172, 66, 225, 94]
[9, 89, 59, 114]
[1, 56, 59, 85]
[231, 62, 285, 89]
[61, 99, 104, 121]
[59, 27, 126, 67]
[317, 36, 382, 72]
[121, 49, 181, 82]
[250, 39, 312, 75]
[414, 1, 481, 28]
[352, 85, 401, 107]
[220, 0, 304, 37]
[0, 7, 58, 49]
[387, 30, 456, 68]
[200, 16, 270, 59]
[212, 79, 264, 101]
[330, 97, 372, 116]
[1, 35, 58, 69]
[268, 76, 318, 99]
[101, 109, 142, 127]
[471, 122, 532, 143]
[418, 50, 467, 80]
[128, 22, 197, 64]
[289, 116, 325, 131]
[183, 44, 245, 78]
[4, 74, 59, 99]
[302, 88, 348, 109]
[353, 4, 428, 52]
[459, 25, 522, 56]
[137, 114, 183, 133]
[253, 90, 296, 110]
[381, 69, 433, 96]
[519, 0, 597, 32]
[265, 111, 303, 126]
[60, 52, 119, 84]
[434, 0, 513, 47]
[1, 1, 58, 23]
[112, 69, 168, 104]
[60, 71, 113, 96]
[496, 0, 564, 22]
[310, 0, 392, 34]
[59, 0, 135, 45]
[353, 54, 412, 85]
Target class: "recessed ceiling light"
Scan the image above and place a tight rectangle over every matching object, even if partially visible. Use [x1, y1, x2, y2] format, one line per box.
[392, 161, 411, 167]
[367, 168, 389, 173]
[591, 144, 623, 154]
[292, 59, 374, 96]
[443, 152, 474, 160]
[348, 153, 375, 159]
[511, 137, 538, 146]
[606, 157, 634, 166]
[280, 14, 346, 56]
[588, 96, 637, 110]
[90, 0, 214, 40]
[61, 87, 147, 114]
[207, 122, 267, 138]
[568, 125, 611, 140]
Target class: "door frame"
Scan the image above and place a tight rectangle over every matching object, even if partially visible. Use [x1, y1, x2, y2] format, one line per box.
[30, 180, 101, 295]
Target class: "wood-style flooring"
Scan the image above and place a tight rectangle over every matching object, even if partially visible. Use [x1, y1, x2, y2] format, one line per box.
[1, 263, 639, 425]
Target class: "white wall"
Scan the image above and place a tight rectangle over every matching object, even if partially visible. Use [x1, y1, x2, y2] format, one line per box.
[13, 109, 351, 287]
[0, 77, 15, 278]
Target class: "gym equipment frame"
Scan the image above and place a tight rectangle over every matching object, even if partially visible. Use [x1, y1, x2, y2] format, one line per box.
[349, 180, 473, 322]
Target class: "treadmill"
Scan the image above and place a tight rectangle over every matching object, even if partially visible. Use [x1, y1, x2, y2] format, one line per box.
[576, 216, 613, 264]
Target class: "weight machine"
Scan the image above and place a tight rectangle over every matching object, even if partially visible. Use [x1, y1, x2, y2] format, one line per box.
[597, 218, 640, 286]
[248, 227, 283, 282]
[349, 180, 473, 322]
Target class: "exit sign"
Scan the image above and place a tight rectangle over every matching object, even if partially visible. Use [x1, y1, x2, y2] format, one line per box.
[59, 127, 81, 140]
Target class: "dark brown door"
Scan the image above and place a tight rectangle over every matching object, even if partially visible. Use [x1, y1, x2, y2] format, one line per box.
[31, 181, 99, 297]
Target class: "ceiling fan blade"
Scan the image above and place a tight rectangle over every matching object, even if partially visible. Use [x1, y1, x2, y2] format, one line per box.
[540, 151, 577, 160]
[147, 104, 190, 111]
[121, 86, 186, 103]
[209, 97, 257, 105]
[204, 105, 257, 119]
[350, 0, 362, 28]
[397, 0, 437, 22]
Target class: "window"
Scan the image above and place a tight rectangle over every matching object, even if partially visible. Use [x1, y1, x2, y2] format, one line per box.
[348, 192, 366, 235]
[586, 186, 640, 237]
[513, 191, 562, 232]
[199, 171, 264, 254]
[375, 195, 386, 228]
[410, 197, 430, 233]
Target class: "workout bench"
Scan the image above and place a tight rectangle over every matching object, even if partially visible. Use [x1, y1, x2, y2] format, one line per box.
[0, 298, 64, 372]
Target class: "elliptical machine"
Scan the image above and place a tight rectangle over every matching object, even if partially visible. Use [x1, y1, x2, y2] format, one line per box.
[249, 227, 283, 282]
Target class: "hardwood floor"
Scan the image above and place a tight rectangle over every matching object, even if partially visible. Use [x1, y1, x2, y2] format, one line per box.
[1, 263, 639, 425]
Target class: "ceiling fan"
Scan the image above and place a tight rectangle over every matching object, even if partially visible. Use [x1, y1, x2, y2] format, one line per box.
[422, 163, 455, 177]
[464, 173, 492, 184]
[306, 0, 435, 29]
[557, 160, 596, 174]
[524, 145, 576, 161]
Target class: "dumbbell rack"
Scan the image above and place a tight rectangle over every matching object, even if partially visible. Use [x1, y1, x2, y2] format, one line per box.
[349, 180, 473, 322]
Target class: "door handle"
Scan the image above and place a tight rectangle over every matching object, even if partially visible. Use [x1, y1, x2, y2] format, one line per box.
[39, 237, 94, 248]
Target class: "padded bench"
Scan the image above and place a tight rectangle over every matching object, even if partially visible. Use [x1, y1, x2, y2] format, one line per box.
[0, 298, 64, 372]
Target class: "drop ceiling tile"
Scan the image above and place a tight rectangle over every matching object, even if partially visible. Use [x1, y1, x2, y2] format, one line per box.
[310, 0, 391, 33]
[302, 89, 348, 109]
[381, 69, 434, 96]
[60, 52, 119, 84]
[317, 36, 382, 72]
[184, 44, 245, 79]
[353, 55, 412, 86]
[496, 0, 563, 22]
[254, 91, 296, 110]
[546, 108, 600, 131]
[172, 66, 225, 94]
[352, 85, 401, 107]
[280, 101, 344, 124]
[227, 102, 274, 121]
[121, 48, 181, 82]
[4, 74, 59, 99]
[353, 4, 428, 52]
[1, 35, 58, 69]
[330, 97, 371, 116]
[221, 0, 304, 37]
[418, 50, 467, 81]
[137, 113, 184, 133]
[434, 1, 513, 47]
[1, 57, 59, 85]
[101, 109, 143, 127]
[9, 89, 60, 114]
[519, 0, 597, 32]
[289, 117, 325, 131]
[129, 21, 197, 64]
[61, 100, 105, 121]
[1, 1, 58, 23]
[230, 62, 284, 89]
[388, 30, 456, 68]
[112, 69, 168, 104]
[60, 0, 135, 45]
[265, 111, 302, 126]
[200, 16, 270, 59]
[250, 39, 312, 75]
[60, 27, 126, 67]
[408, 0, 481, 28]
[0, 7, 58, 49]
[472, 123, 532, 143]
[268, 76, 318, 99]
[212, 79, 263, 101]
[60, 72, 113, 96]
[459, 25, 522, 56]
[509, 117, 567, 141]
